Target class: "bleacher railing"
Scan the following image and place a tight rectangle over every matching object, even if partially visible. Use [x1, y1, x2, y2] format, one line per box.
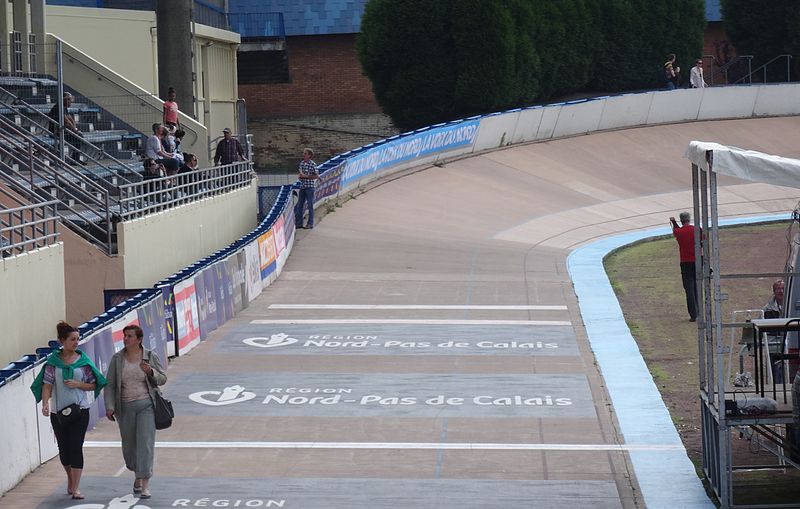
[0, 112, 116, 253]
[0, 86, 141, 183]
[118, 161, 254, 220]
[228, 12, 285, 39]
[193, 0, 229, 30]
[0, 199, 59, 257]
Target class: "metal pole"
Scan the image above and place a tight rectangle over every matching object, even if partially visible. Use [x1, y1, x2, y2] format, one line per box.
[693, 163, 706, 390]
[709, 159, 730, 508]
[55, 38, 64, 161]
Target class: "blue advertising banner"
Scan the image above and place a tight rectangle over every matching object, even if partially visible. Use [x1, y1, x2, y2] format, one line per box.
[87, 327, 113, 421]
[194, 271, 208, 340]
[315, 160, 344, 202]
[137, 296, 169, 366]
[228, 251, 247, 314]
[339, 120, 480, 187]
[214, 260, 232, 324]
[202, 265, 220, 339]
[160, 285, 176, 356]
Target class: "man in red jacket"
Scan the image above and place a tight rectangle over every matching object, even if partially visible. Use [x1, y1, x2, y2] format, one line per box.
[670, 212, 700, 322]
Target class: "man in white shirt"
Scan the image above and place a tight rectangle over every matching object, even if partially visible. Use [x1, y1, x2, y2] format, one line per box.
[690, 59, 707, 88]
[144, 123, 178, 174]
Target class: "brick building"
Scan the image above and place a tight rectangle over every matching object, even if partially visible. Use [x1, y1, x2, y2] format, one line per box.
[231, 0, 397, 172]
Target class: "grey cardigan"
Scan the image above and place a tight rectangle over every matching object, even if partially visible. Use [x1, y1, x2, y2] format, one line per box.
[103, 346, 167, 415]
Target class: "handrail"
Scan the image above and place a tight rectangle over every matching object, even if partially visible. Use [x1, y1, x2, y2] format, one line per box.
[708, 55, 753, 85]
[117, 161, 254, 221]
[733, 54, 793, 85]
[0, 199, 59, 256]
[0, 86, 139, 185]
[52, 35, 206, 156]
[0, 116, 116, 253]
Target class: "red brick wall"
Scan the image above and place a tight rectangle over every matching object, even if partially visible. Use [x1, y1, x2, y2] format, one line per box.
[703, 21, 737, 85]
[240, 34, 382, 119]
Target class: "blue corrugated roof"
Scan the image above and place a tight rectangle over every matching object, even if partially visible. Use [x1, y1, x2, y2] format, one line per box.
[706, 0, 722, 22]
[229, 0, 368, 36]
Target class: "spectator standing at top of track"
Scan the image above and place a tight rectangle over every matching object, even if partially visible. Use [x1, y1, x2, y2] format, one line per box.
[295, 148, 319, 229]
[690, 59, 707, 88]
[670, 212, 700, 321]
[664, 53, 681, 90]
[213, 127, 245, 165]
[162, 87, 180, 129]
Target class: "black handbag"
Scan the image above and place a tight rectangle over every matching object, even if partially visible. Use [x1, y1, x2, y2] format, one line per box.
[144, 354, 173, 430]
[56, 403, 82, 426]
[152, 389, 174, 430]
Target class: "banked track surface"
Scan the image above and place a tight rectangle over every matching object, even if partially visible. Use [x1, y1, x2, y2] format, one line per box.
[5, 116, 800, 509]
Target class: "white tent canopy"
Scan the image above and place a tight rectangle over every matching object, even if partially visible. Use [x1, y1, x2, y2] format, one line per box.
[684, 141, 800, 189]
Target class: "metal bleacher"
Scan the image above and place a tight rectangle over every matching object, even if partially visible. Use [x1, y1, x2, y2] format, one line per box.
[0, 75, 148, 254]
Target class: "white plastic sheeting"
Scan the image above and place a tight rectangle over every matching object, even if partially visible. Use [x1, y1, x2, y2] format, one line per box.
[685, 141, 800, 189]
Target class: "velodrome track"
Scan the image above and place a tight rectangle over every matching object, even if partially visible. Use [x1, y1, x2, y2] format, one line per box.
[6, 115, 800, 509]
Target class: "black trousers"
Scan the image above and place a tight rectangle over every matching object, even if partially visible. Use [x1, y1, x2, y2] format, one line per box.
[680, 262, 698, 320]
[51, 408, 90, 469]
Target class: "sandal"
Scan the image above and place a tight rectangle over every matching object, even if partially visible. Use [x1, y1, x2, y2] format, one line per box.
[133, 480, 143, 494]
[71, 492, 85, 500]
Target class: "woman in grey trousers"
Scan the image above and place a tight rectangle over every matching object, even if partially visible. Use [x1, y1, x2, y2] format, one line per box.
[104, 324, 167, 499]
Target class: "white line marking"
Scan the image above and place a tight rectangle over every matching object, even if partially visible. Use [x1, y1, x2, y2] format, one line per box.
[250, 319, 572, 326]
[85, 441, 682, 451]
[268, 304, 569, 311]
[113, 464, 127, 477]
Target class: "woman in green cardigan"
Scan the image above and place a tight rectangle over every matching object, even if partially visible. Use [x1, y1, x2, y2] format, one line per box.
[31, 321, 107, 500]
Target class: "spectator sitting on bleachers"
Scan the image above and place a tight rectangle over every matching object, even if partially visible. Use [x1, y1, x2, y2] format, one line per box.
[161, 125, 182, 165]
[178, 153, 197, 175]
[48, 92, 84, 164]
[142, 158, 165, 179]
[174, 128, 185, 156]
[145, 123, 179, 174]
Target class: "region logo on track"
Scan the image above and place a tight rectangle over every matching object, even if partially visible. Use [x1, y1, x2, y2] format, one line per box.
[242, 333, 298, 348]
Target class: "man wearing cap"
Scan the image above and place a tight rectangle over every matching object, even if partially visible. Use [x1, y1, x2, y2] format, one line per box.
[213, 127, 245, 165]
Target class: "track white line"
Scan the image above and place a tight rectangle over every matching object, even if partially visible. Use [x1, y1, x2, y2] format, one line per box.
[85, 441, 681, 452]
[268, 304, 569, 311]
[250, 319, 572, 326]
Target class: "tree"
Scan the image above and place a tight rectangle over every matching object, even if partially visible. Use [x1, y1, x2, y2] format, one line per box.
[358, 0, 706, 129]
[721, 0, 800, 81]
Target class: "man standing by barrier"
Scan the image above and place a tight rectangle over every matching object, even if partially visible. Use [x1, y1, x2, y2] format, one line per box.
[670, 212, 700, 321]
[295, 148, 319, 229]
[213, 128, 245, 166]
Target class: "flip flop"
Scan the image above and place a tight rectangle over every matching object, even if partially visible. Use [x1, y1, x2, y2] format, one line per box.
[71, 493, 85, 500]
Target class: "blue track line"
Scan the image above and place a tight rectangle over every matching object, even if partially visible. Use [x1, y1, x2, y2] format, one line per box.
[567, 213, 789, 509]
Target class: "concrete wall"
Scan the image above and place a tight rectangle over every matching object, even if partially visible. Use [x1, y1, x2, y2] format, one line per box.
[61, 227, 125, 326]
[46, 5, 158, 92]
[119, 182, 259, 288]
[0, 244, 65, 366]
[249, 113, 398, 171]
